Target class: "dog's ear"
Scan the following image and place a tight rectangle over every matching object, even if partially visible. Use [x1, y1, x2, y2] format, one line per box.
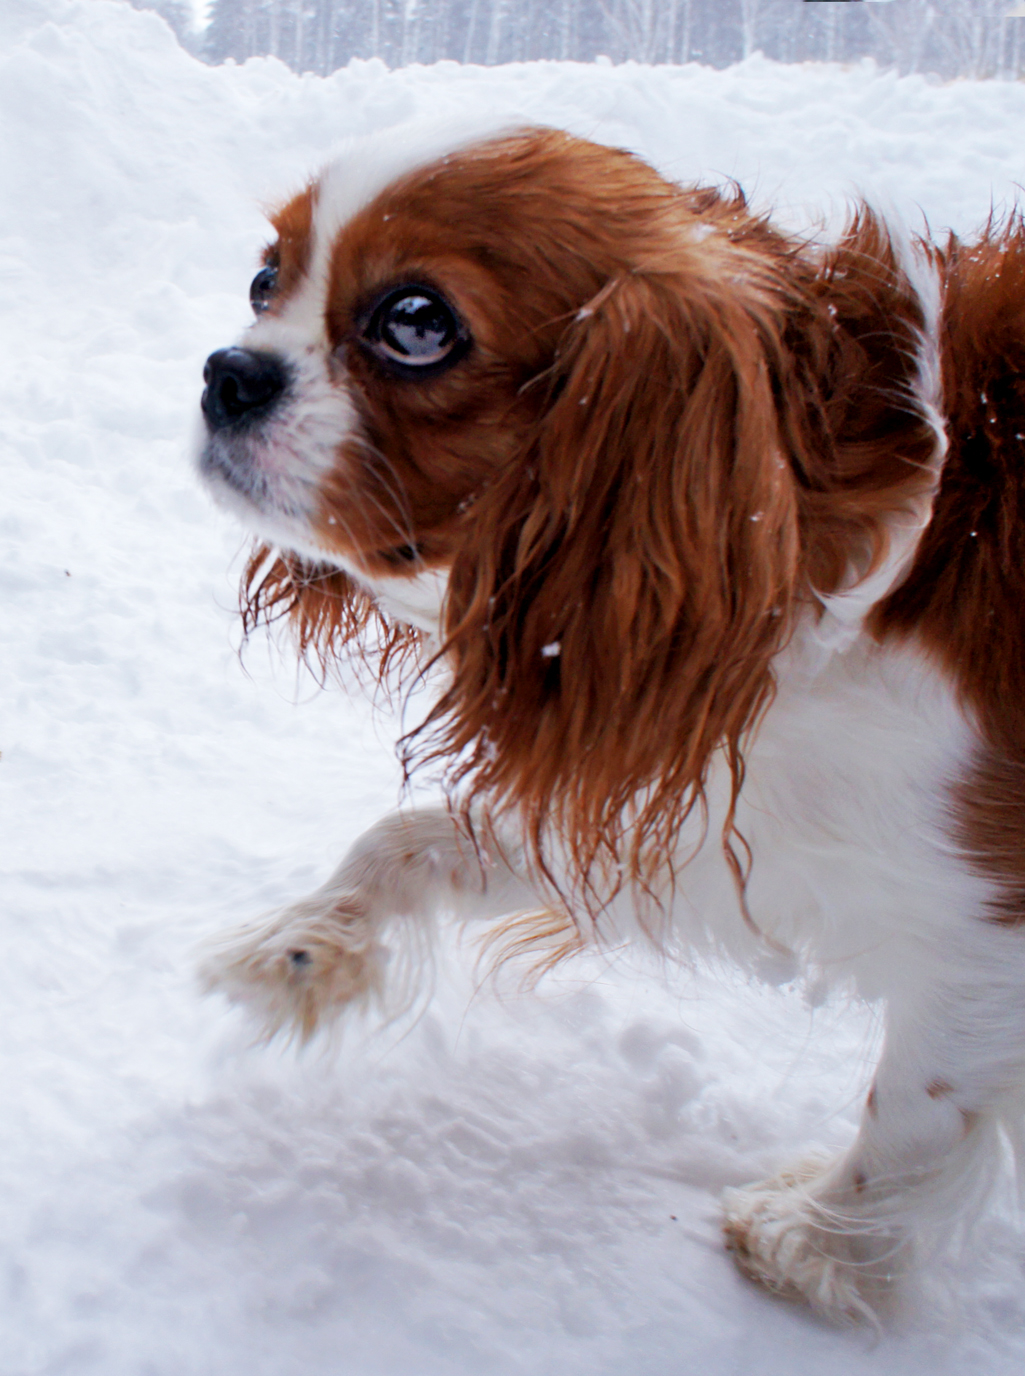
[419, 267, 802, 896]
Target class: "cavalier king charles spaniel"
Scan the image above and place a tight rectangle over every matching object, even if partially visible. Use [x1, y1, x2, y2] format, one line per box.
[196, 123, 1025, 1324]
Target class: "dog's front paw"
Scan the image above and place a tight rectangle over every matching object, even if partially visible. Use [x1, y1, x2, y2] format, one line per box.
[199, 894, 389, 1042]
[722, 1160, 901, 1326]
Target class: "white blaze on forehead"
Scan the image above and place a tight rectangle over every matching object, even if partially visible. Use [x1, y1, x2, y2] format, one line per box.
[248, 117, 529, 361]
[312, 116, 529, 248]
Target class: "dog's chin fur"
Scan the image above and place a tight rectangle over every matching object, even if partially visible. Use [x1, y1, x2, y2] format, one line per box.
[195, 125, 1025, 1326]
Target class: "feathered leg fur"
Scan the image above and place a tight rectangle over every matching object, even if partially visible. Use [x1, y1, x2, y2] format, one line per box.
[725, 929, 1025, 1322]
[200, 807, 543, 1041]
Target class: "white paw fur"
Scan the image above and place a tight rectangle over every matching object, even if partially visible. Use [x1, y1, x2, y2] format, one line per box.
[199, 893, 391, 1043]
[722, 1158, 906, 1326]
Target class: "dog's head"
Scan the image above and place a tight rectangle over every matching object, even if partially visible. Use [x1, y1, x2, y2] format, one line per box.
[197, 125, 938, 894]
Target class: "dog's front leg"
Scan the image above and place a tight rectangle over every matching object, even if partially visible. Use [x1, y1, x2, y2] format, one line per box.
[200, 808, 543, 1041]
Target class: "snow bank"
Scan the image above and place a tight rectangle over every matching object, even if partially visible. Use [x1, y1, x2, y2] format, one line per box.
[2, 2, 1025, 1372]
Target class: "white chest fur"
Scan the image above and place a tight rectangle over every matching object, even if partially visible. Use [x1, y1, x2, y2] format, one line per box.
[651, 631, 993, 994]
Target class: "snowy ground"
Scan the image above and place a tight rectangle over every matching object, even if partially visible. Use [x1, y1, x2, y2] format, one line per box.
[4, 2, 1025, 1372]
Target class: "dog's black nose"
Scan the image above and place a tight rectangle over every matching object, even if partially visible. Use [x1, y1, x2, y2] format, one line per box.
[201, 347, 287, 430]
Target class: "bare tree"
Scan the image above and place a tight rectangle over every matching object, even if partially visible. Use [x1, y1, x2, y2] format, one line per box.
[738, 0, 761, 59]
[605, 0, 660, 63]
[485, 0, 507, 64]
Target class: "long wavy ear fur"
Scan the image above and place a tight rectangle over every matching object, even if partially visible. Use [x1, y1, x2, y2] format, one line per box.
[412, 264, 802, 905]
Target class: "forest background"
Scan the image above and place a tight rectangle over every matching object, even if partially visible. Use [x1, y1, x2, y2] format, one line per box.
[133, 0, 1025, 80]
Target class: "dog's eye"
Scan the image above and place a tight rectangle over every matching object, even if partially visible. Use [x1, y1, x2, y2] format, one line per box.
[250, 265, 278, 316]
[363, 287, 468, 376]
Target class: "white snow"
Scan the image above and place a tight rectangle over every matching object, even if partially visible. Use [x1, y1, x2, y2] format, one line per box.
[3, 2, 1025, 1371]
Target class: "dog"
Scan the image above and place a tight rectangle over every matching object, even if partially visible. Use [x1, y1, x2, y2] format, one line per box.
[195, 123, 1025, 1324]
